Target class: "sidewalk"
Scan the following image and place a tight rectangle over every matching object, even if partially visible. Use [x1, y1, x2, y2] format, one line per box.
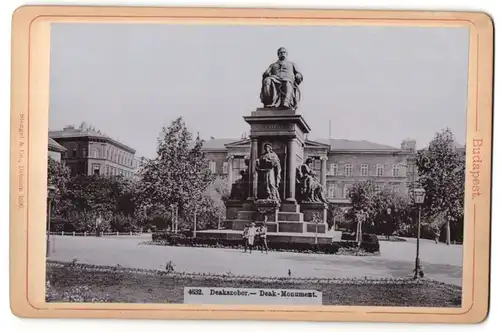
[47, 235, 463, 286]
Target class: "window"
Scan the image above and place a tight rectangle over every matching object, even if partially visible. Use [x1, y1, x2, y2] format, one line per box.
[92, 164, 100, 175]
[392, 185, 400, 193]
[92, 148, 98, 158]
[106, 166, 110, 175]
[343, 184, 352, 199]
[223, 162, 229, 174]
[209, 161, 217, 173]
[82, 148, 87, 157]
[361, 164, 368, 176]
[328, 183, 337, 198]
[329, 163, 338, 176]
[392, 164, 400, 177]
[311, 158, 322, 174]
[376, 164, 384, 177]
[344, 164, 353, 177]
[72, 149, 77, 157]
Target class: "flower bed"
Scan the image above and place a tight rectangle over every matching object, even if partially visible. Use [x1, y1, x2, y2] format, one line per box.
[150, 232, 380, 255]
[45, 261, 462, 307]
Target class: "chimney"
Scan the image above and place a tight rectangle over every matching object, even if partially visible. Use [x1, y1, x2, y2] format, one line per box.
[401, 139, 416, 152]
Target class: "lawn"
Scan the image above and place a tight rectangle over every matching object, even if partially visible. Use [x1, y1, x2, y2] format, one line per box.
[46, 261, 462, 307]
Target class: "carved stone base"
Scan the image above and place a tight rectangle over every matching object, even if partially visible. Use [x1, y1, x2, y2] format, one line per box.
[281, 202, 300, 213]
[300, 202, 328, 223]
[226, 200, 244, 220]
[254, 199, 280, 223]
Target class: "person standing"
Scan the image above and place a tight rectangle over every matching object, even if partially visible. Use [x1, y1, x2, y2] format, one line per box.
[247, 222, 257, 254]
[259, 224, 269, 254]
[242, 224, 250, 253]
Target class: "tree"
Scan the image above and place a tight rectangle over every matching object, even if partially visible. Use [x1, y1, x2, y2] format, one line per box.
[61, 174, 131, 216]
[348, 181, 410, 236]
[47, 157, 71, 216]
[415, 128, 465, 244]
[137, 117, 214, 231]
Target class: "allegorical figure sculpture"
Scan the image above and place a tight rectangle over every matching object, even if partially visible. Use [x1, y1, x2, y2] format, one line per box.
[255, 143, 282, 202]
[229, 159, 250, 201]
[296, 157, 328, 203]
[260, 47, 303, 110]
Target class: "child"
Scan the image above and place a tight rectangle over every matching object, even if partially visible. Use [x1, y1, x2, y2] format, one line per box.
[259, 224, 268, 254]
[247, 222, 257, 253]
[242, 224, 249, 252]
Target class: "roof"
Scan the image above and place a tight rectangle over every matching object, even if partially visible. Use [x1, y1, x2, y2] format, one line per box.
[202, 138, 239, 150]
[50, 122, 136, 154]
[315, 139, 400, 151]
[48, 137, 67, 152]
[199, 138, 401, 152]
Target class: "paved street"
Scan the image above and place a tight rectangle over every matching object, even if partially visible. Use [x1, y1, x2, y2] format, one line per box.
[47, 235, 463, 286]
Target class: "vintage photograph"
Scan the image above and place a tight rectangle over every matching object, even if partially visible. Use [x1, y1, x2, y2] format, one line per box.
[45, 22, 468, 307]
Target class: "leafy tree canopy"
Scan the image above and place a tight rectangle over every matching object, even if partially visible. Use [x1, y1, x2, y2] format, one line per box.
[415, 128, 465, 223]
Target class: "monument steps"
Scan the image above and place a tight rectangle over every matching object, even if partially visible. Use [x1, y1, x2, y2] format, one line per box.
[236, 210, 304, 222]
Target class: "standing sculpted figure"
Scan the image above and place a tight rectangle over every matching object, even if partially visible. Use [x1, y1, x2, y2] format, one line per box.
[255, 143, 282, 203]
[260, 47, 303, 110]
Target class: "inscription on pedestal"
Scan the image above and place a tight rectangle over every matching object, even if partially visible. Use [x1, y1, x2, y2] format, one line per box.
[253, 123, 293, 131]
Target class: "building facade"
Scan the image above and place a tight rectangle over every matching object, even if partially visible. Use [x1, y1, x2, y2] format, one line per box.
[48, 137, 67, 162]
[50, 123, 139, 178]
[201, 137, 418, 206]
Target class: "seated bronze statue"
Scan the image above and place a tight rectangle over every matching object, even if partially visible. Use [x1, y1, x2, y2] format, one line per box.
[260, 47, 303, 110]
[296, 157, 328, 204]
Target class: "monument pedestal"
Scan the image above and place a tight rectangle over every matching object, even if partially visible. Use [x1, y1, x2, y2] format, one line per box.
[244, 108, 311, 203]
[196, 108, 338, 245]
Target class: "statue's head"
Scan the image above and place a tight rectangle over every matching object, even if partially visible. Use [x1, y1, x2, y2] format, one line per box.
[305, 157, 313, 165]
[277, 47, 287, 60]
[263, 143, 273, 153]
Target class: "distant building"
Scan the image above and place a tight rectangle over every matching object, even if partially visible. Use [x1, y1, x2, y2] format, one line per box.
[48, 137, 67, 162]
[49, 122, 139, 178]
[200, 137, 419, 207]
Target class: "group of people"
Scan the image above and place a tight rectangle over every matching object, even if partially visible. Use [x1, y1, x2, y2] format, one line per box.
[242, 222, 268, 254]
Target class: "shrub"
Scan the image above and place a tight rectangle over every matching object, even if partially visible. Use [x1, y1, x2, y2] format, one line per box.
[150, 231, 380, 255]
[339, 232, 380, 253]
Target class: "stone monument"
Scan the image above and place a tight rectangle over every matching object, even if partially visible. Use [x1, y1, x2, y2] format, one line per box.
[197, 47, 335, 244]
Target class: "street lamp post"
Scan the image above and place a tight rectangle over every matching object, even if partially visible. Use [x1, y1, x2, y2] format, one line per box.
[386, 208, 392, 240]
[413, 187, 426, 279]
[355, 211, 366, 247]
[193, 205, 197, 238]
[46, 185, 56, 257]
[96, 213, 102, 237]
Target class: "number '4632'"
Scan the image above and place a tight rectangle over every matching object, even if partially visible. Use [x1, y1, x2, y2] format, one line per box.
[188, 289, 203, 295]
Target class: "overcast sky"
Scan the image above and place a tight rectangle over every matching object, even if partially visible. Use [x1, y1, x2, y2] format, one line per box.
[49, 23, 469, 158]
